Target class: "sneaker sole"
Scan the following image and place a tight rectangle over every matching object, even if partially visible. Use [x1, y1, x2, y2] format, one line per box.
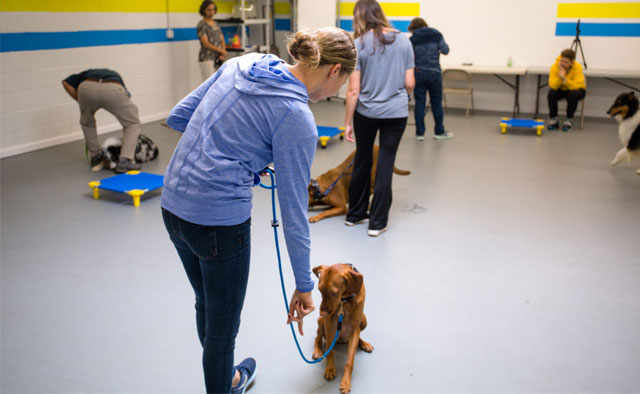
[238, 364, 257, 394]
[345, 218, 369, 226]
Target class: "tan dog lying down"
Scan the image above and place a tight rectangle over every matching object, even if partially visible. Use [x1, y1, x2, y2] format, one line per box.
[308, 145, 410, 223]
[313, 263, 373, 394]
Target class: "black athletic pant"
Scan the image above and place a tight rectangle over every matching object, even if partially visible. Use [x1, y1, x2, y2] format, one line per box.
[347, 111, 407, 231]
[548, 88, 586, 118]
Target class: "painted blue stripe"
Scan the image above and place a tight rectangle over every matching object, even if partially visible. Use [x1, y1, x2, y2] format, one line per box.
[275, 18, 291, 31]
[555, 22, 640, 37]
[339, 19, 409, 33]
[0, 28, 200, 52]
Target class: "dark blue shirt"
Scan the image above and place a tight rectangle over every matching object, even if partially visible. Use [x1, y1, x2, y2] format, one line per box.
[409, 27, 449, 73]
[63, 69, 125, 89]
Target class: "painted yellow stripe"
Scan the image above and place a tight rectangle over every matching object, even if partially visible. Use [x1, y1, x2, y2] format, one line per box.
[274, 1, 290, 15]
[0, 0, 235, 13]
[339, 2, 419, 17]
[557, 2, 640, 18]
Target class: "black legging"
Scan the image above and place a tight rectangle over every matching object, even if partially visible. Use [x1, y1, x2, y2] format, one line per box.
[347, 111, 407, 231]
[548, 88, 586, 118]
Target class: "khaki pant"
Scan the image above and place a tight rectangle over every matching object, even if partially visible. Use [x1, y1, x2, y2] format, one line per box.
[199, 60, 215, 81]
[78, 80, 141, 160]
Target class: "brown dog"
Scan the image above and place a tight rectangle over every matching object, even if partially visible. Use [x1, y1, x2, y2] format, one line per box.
[308, 145, 410, 223]
[312, 264, 373, 394]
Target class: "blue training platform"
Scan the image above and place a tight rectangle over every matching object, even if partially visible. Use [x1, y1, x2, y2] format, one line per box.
[500, 117, 545, 136]
[317, 126, 344, 148]
[89, 171, 164, 207]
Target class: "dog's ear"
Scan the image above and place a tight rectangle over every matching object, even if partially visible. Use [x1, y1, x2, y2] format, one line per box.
[312, 265, 327, 278]
[347, 269, 363, 294]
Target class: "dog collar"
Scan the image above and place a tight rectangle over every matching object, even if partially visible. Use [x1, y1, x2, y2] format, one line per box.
[341, 293, 356, 303]
[310, 179, 324, 201]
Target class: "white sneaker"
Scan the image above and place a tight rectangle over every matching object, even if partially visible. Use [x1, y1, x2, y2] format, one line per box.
[416, 135, 425, 141]
[433, 132, 454, 140]
[345, 218, 369, 226]
[367, 227, 387, 237]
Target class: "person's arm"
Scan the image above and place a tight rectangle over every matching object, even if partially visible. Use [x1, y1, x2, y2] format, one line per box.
[344, 70, 360, 143]
[199, 33, 227, 57]
[548, 63, 563, 90]
[405, 68, 415, 96]
[62, 80, 78, 101]
[219, 32, 227, 60]
[439, 36, 450, 55]
[166, 61, 228, 132]
[404, 38, 416, 96]
[271, 108, 317, 333]
[566, 64, 585, 90]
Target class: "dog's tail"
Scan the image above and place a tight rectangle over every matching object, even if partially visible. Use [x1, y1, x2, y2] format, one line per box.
[393, 167, 410, 175]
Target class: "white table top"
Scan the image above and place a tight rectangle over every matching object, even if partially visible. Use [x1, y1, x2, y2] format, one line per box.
[527, 66, 640, 79]
[441, 64, 528, 75]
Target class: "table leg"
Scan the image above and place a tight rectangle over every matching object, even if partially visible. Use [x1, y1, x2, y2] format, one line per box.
[513, 75, 520, 118]
[534, 74, 541, 119]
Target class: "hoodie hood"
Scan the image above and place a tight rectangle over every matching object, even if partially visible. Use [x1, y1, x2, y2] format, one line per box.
[410, 27, 442, 44]
[234, 53, 308, 102]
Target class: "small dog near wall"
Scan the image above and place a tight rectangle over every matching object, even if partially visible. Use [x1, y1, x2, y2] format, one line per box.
[308, 145, 410, 223]
[312, 264, 373, 394]
[97, 134, 159, 171]
[607, 92, 640, 175]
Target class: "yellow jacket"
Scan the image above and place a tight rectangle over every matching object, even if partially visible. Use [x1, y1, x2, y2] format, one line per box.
[549, 56, 586, 90]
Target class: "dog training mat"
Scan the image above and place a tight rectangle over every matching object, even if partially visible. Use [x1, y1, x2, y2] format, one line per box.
[89, 171, 164, 207]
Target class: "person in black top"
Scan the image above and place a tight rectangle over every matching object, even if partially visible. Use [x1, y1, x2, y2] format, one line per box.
[62, 69, 142, 173]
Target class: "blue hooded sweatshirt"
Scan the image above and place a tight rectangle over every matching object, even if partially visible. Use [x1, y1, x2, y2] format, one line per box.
[409, 27, 449, 73]
[162, 53, 317, 292]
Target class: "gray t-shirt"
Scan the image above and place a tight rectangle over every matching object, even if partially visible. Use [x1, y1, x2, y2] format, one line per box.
[355, 30, 415, 119]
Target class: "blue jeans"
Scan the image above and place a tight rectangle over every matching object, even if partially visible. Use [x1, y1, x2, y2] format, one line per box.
[162, 208, 251, 394]
[414, 69, 445, 136]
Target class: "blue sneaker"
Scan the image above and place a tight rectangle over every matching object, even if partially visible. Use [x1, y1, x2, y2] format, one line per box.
[231, 357, 257, 394]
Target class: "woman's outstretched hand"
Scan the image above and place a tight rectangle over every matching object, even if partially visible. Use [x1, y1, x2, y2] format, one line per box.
[287, 289, 315, 335]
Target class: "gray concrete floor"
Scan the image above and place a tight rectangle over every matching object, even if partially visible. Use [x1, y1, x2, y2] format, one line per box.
[2, 101, 640, 393]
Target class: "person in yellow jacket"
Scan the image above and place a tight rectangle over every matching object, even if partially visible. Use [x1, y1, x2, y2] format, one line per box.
[547, 49, 586, 131]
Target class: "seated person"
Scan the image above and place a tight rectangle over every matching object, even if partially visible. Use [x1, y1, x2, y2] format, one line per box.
[547, 49, 586, 131]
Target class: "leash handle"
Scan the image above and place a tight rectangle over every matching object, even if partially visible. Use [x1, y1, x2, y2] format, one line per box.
[259, 168, 342, 364]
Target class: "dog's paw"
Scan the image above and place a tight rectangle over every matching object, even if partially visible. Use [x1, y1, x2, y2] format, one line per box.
[324, 367, 336, 381]
[312, 349, 323, 360]
[339, 379, 351, 394]
[309, 216, 320, 223]
[358, 340, 374, 353]
[610, 159, 620, 166]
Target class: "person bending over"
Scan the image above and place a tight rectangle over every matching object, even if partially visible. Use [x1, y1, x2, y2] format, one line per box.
[162, 27, 357, 393]
[547, 48, 586, 132]
[62, 69, 141, 173]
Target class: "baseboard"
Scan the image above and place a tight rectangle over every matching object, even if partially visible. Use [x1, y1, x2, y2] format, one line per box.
[0, 112, 169, 159]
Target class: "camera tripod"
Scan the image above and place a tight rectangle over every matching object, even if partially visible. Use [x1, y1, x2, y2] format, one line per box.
[570, 19, 588, 69]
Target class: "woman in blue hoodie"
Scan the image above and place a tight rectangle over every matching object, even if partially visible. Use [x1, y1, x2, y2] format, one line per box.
[408, 17, 452, 140]
[161, 28, 356, 393]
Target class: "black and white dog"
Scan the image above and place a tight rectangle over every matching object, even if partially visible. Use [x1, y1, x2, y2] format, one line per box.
[607, 92, 640, 175]
[98, 134, 159, 171]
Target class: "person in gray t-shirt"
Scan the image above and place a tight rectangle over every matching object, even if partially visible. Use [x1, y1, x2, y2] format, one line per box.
[344, 0, 415, 237]
[197, 1, 227, 80]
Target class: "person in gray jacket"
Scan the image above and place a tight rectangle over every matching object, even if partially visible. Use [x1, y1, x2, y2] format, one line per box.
[408, 17, 452, 140]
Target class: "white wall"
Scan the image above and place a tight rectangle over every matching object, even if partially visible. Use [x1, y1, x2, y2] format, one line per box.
[418, 0, 639, 118]
[0, 12, 204, 158]
[304, 0, 640, 118]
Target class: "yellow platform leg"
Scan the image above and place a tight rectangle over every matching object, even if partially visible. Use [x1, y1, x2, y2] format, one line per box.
[500, 124, 507, 134]
[127, 189, 145, 207]
[536, 125, 543, 136]
[319, 136, 329, 148]
[89, 181, 101, 199]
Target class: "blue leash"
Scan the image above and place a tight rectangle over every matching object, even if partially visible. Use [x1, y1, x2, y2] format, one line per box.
[259, 168, 343, 364]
